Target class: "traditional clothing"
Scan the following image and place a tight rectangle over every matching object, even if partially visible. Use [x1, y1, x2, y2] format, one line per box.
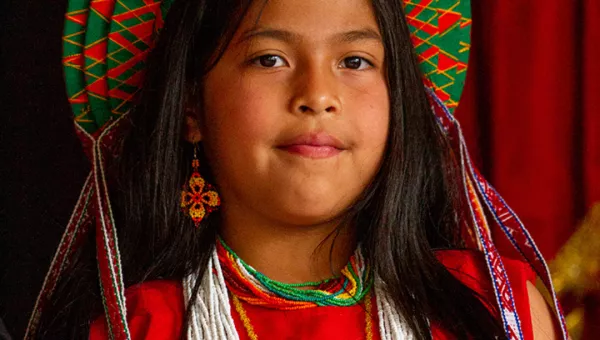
[89, 250, 536, 339]
[24, 0, 569, 339]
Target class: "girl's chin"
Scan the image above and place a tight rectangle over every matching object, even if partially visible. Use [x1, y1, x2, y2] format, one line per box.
[270, 204, 350, 227]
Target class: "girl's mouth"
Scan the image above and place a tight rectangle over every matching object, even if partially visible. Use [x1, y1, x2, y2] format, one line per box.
[277, 132, 346, 159]
[278, 145, 343, 159]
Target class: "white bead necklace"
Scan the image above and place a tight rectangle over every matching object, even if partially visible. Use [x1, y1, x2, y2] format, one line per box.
[182, 248, 416, 339]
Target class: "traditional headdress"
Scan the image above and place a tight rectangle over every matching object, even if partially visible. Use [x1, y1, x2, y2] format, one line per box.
[25, 1, 568, 339]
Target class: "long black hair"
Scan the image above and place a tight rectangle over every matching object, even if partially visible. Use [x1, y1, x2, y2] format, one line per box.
[38, 0, 506, 339]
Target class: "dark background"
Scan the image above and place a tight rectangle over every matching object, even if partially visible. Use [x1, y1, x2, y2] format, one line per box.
[1, 0, 89, 337]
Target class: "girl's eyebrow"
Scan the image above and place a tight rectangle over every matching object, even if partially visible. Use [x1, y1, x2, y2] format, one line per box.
[238, 28, 298, 45]
[334, 28, 382, 44]
[238, 27, 382, 45]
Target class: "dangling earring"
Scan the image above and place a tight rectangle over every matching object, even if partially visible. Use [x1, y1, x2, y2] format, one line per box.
[181, 144, 220, 227]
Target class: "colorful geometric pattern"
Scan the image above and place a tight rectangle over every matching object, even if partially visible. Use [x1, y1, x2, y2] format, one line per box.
[83, 0, 116, 130]
[63, 0, 94, 132]
[107, 0, 173, 116]
[25, 1, 569, 340]
[404, 0, 472, 112]
[65, 0, 468, 135]
[63, 0, 174, 135]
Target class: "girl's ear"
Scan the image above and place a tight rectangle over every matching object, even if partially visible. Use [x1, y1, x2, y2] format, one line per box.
[184, 108, 203, 143]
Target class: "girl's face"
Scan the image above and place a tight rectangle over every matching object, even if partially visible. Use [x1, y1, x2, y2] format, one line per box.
[199, 0, 389, 226]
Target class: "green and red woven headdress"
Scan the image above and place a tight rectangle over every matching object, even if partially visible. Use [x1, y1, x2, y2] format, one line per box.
[26, 1, 568, 339]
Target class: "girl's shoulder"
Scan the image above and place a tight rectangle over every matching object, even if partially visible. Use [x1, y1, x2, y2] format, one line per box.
[89, 280, 184, 340]
[434, 249, 537, 340]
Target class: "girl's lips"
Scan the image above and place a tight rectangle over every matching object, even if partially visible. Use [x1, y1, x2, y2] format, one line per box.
[278, 145, 342, 159]
[277, 132, 346, 159]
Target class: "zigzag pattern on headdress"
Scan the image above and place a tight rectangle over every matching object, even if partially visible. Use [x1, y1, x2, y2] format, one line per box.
[405, 0, 471, 112]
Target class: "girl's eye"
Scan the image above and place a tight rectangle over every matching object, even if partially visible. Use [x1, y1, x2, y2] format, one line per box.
[253, 55, 286, 68]
[340, 56, 373, 70]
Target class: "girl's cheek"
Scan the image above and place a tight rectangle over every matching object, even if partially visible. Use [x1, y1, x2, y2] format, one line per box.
[349, 88, 389, 146]
[348, 84, 390, 136]
[220, 87, 281, 144]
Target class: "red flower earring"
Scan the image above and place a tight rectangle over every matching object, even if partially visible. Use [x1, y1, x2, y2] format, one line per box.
[180, 144, 220, 227]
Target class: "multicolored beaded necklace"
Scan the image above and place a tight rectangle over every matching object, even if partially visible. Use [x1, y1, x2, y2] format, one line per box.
[216, 237, 373, 310]
[216, 238, 376, 339]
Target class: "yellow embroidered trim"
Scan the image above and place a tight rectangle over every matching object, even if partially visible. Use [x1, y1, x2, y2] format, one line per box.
[232, 294, 258, 340]
[364, 292, 373, 340]
[232, 292, 375, 339]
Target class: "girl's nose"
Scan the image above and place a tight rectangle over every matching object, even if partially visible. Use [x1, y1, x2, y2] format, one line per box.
[289, 66, 342, 115]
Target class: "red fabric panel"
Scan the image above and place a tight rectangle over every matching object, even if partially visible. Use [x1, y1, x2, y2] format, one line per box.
[232, 296, 380, 340]
[583, 0, 600, 210]
[457, 1, 600, 259]
[582, 0, 600, 336]
[89, 281, 184, 340]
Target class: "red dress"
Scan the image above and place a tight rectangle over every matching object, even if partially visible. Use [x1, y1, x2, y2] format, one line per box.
[90, 250, 536, 339]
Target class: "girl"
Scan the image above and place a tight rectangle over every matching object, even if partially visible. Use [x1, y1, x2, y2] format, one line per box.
[29, 0, 566, 339]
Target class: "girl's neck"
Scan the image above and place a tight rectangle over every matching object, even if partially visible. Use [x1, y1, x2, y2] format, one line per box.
[219, 210, 356, 284]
